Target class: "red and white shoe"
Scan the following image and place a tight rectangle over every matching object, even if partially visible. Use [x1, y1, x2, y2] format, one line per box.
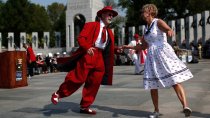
[80, 108, 96, 115]
[51, 92, 60, 105]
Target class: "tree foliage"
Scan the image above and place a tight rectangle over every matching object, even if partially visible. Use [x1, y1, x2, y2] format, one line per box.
[118, 0, 210, 27]
[47, 3, 66, 47]
[47, 3, 65, 28]
[0, 0, 65, 47]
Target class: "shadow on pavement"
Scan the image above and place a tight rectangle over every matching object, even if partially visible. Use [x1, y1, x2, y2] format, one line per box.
[93, 104, 151, 117]
[41, 102, 79, 116]
[13, 102, 151, 117]
[191, 111, 210, 118]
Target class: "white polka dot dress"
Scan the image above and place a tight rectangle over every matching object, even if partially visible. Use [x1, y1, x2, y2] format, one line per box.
[143, 18, 193, 90]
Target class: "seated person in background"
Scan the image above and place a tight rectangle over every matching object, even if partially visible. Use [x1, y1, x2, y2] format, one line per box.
[50, 53, 58, 72]
[36, 55, 48, 74]
[45, 53, 53, 73]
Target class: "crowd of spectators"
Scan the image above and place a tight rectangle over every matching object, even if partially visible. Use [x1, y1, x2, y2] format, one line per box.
[32, 52, 66, 75]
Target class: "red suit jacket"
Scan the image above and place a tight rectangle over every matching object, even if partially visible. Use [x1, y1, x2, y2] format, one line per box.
[58, 21, 115, 85]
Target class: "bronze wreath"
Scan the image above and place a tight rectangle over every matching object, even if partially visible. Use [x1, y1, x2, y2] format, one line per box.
[207, 16, 210, 24]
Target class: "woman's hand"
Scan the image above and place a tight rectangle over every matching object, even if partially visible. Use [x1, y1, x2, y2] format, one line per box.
[167, 30, 174, 37]
[134, 44, 142, 51]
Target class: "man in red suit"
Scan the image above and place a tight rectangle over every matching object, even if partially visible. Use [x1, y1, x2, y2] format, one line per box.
[23, 43, 36, 77]
[51, 6, 118, 115]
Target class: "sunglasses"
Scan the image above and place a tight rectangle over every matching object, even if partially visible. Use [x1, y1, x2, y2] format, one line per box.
[108, 13, 113, 17]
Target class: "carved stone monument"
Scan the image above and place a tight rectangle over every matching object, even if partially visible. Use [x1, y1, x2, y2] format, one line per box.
[206, 11, 210, 40]
[20, 32, 26, 51]
[66, 0, 104, 52]
[176, 18, 185, 48]
[168, 20, 176, 45]
[43, 32, 50, 49]
[201, 11, 210, 45]
[55, 32, 61, 48]
[32, 32, 38, 50]
[8, 32, 14, 51]
[193, 13, 202, 44]
[185, 16, 194, 48]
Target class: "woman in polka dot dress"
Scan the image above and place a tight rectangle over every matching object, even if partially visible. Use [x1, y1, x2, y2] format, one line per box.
[137, 4, 193, 118]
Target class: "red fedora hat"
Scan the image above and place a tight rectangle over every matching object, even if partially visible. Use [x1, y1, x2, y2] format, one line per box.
[97, 6, 118, 17]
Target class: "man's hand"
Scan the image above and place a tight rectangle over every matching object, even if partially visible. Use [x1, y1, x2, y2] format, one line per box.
[87, 47, 96, 56]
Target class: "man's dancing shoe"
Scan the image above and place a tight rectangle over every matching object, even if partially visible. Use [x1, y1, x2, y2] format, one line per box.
[51, 92, 60, 105]
[80, 108, 96, 115]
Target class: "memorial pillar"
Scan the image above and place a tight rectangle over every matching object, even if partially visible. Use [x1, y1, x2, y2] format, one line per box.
[185, 16, 194, 49]
[8, 32, 14, 51]
[20, 32, 26, 51]
[43, 32, 50, 49]
[32, 32, 38, 50]
[168, 20, 176, 45]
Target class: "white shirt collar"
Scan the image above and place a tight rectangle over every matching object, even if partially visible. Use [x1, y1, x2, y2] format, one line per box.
[100, 20, 105, 28]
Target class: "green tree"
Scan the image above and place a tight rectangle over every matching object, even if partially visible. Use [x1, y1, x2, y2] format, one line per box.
[0, 0, 5, 31]
[0, 0, 31, 46]
[1, 0, 31, 32]
[47, 3, 66, 47]
[118, 0, 210, 26]
[28, 4, 51, 33]
[54, 11, 66, 47]
[27, 4, 51, 48]
[0, 0, 51, 47]
[47, 2, 65, 28]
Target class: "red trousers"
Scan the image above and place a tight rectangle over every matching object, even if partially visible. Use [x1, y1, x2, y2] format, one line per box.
[57, 48, 105, 108]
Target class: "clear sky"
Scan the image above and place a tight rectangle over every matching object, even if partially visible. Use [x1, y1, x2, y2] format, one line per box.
[29, 0, 67, 7]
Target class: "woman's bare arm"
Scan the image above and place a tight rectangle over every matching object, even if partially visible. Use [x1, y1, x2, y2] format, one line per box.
[157, 19, 174, 37]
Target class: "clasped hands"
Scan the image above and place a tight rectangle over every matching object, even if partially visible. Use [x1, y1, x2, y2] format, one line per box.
[119, 44, 142, 51]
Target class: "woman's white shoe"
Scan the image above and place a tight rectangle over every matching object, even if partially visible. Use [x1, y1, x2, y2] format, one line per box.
[149, 112, 160, 118]
[183, 107, 192, 117]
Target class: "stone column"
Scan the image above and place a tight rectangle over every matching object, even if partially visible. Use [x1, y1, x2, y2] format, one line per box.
[43, 32, 50, 49]
[138, 25, 145, 36]
[55, 32, 61, 48]
[201, 11, 210, 45]
[128, 26, 135, 43]
[70, 22, 75, 47]
[20, 32, 26, 50]
[8, 32, 14, 51]
[185, 16, 194, 49]
[117, 28, 121, 46]
[168, 20, 176, 45]
[193, 13, 202, 45]
[206, 12, 210, 40]
[0, 33, 2, 52]
[177, 18, 185, 48]
[32, 32, 38, 50]
[176, 18, 185, 48]
[66, 25, 71, 52]
[118, 27, 125, 45]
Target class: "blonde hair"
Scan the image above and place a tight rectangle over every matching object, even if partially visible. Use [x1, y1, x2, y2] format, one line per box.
[141, 4, 158, 17]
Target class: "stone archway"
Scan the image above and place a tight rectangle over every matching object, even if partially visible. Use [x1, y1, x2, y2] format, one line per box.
[66, 0, 104, 52]
[74, 14, 86, 47]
